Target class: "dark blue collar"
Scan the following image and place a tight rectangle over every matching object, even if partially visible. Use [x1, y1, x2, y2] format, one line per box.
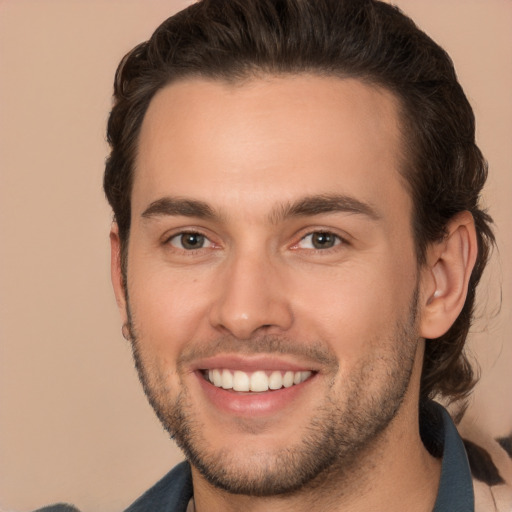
[430, 401, 475, 511]
[121, 401, 474, 511]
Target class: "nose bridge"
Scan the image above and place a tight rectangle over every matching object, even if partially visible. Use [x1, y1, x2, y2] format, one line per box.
[209, 244, 293, 339]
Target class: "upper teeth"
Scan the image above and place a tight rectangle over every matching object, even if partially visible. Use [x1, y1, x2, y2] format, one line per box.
[207, 369, 312, 392]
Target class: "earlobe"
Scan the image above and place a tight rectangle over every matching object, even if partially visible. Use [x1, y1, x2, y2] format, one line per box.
[419, 211, 478, 339]
[110, 223, 129, 324]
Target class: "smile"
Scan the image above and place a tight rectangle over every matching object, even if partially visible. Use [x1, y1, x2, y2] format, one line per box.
[203, 369, 313, 392]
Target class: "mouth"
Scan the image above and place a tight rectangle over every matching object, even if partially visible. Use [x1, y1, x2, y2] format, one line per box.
[202, 368, 314, 392]
[191, 355, 321, 416]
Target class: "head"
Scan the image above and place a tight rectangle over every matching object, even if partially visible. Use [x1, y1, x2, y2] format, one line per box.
[105, 0, 493, 404]
[104, 0, 493, 498]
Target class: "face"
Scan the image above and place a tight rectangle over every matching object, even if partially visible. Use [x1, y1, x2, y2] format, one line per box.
[114, 75, 426, 495]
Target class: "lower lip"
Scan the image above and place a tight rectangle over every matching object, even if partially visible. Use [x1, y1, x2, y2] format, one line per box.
[195, 371, 315, 417]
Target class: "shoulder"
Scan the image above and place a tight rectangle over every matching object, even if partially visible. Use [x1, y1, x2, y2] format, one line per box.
[31, 461, 192, 512]
[123, 460, 193, 512]
[459, 425, 512, 512]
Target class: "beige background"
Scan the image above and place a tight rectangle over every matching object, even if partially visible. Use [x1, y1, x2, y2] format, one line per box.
[0, 1, 510, 511]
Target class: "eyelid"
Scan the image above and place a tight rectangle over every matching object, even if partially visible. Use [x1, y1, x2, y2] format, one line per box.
[300, 232, 341, 249]
[290, 228, 349, 251]
[162, 228, 218, 249]
[169, 232, 213, 249]
[160, 226, 350, 252]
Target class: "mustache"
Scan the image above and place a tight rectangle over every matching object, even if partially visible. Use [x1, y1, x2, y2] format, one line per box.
[176, 334, 338, 369]
[125, 305, 338, 370]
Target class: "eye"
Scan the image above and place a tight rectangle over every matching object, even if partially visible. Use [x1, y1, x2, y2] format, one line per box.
[168, 232, 213, 250]
[297, 231, 342, 250]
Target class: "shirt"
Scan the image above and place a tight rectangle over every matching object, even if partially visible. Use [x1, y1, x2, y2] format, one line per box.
[122, 401, 474, 511]
[34, 401, 474, 511]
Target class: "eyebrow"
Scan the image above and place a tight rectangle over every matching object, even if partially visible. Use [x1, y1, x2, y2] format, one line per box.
[141, 193, 381, 223]
[269, 194, 381, 223]
[142, 197, 217, 220]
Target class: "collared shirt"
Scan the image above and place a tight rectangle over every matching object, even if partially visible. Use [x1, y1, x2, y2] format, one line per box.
[121, 401, 474, 511]
[35, 401, 475, 511]
[430, 402, 474, 511]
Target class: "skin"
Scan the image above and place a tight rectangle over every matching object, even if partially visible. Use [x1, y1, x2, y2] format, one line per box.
[111, 75, 478, 511]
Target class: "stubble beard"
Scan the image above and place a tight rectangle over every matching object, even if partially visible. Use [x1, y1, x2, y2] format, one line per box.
[126, 292, 420, 498]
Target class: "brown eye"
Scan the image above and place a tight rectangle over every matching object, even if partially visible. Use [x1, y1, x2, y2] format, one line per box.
[311, 232, 337, 249]
[298, 231, 341, 250]
[169, 232, 210, 250]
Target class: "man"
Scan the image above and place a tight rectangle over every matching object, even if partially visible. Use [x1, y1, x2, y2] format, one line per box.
[39, 0, 497, 510]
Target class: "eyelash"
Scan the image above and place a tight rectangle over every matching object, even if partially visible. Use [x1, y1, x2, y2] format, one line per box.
[163, 229, 347, 254]
[165, 231, 214, 252]
[292, 230, 346, 252]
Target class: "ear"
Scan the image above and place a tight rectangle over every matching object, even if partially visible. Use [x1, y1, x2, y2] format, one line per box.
[419, 211, 478, 339]
[110, 222, 129, 326]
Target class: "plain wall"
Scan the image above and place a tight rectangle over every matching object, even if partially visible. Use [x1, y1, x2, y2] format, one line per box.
[0, 1, 511, 511]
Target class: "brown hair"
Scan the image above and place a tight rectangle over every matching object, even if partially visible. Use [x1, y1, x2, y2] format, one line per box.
[104, 0, 494, 403]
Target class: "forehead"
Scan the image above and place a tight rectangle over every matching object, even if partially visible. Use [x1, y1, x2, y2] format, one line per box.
[133, 74, 410, 223]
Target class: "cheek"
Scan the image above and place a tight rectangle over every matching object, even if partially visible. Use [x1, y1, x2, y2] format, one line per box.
[290, 258, 416, 358]
[127, 262, 214, 355]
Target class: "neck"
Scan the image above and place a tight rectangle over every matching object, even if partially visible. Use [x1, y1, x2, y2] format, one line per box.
[192, 345, 441, 512]
[191, 398, 441, 512]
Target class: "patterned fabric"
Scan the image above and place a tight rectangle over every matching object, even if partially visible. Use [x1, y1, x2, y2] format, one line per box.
[462, 429, 512, 511]
[33, 402, 512, 511]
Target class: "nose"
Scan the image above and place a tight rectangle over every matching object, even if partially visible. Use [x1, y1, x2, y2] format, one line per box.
[208, 251, 294, 340]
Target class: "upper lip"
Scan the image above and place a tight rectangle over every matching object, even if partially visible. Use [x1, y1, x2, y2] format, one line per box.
[189, 354, 320, 373]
